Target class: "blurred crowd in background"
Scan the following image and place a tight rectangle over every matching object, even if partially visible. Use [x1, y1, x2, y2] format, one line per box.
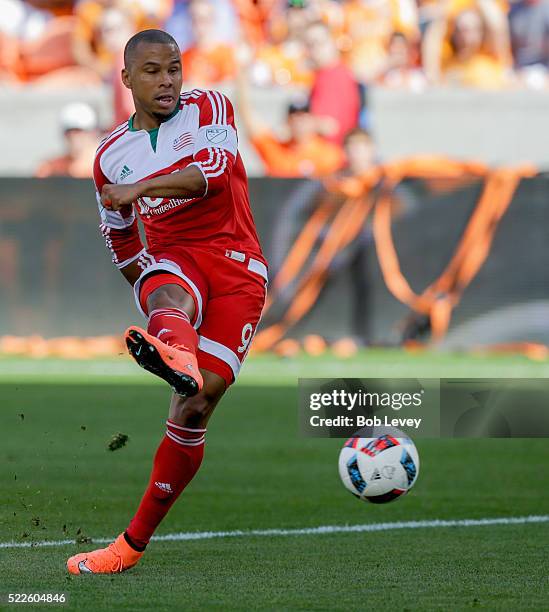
[3, 0, 548, 90]
[2, 0, 548, 178]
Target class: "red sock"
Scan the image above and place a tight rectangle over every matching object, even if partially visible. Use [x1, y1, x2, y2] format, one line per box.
[125, 420, 206, 549]
[147, 308, 198, 352]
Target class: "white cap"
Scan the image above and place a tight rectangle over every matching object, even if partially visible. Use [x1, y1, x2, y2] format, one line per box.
[59, 102, 98, 132]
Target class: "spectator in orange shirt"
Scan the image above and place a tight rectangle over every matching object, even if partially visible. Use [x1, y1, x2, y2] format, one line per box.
[250, 0, 315, 87]
[73, 0, 133, 79]
[423, 0, 513, 88]
[378, 31, 427, 90]
[36, 102, 100, 178]
[237, 72, 345, 177]
[231, 0, 275, 48]
[337, 0, 420, 83]
[0, 0, 71, 82]
[72, 0, 169, 80]
[0, 29, 19, 83]
[27, 0, 74, 16]
[180, 0, 237, 85]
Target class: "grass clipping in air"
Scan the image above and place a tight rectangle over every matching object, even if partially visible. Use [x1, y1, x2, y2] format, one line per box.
[107, 432, 129, 451]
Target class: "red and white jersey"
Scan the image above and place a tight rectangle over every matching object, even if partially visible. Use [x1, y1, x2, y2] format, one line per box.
[94, 89, 265, 269]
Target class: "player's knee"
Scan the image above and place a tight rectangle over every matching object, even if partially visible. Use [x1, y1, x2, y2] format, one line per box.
[147, 284, 195, 317]
[147, 285, 184, 309]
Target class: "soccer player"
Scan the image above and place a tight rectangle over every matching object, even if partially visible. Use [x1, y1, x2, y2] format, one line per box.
[66, 29, 267, 574]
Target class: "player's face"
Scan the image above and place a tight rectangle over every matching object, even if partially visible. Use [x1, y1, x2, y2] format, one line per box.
[123, 42, 182, 119]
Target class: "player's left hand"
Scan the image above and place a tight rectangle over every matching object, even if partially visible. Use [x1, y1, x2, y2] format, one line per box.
[101, 183, 142, 211]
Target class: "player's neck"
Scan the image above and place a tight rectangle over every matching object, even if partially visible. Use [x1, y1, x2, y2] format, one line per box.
[132, 111, 162, 132]
[132, 103, 179, 131]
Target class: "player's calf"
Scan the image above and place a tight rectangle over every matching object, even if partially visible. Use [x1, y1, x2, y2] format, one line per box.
[121, 380, 225, 553]
[169, 370, 226, 429]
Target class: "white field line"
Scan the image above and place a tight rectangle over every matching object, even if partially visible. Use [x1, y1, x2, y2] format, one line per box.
[1, 515, 548, 550]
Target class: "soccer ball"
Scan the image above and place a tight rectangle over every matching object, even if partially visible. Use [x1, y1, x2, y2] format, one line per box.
[338, 429, 420, 503]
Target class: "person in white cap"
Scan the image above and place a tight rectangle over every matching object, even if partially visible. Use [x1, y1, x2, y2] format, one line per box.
[36, 102, 100, 178]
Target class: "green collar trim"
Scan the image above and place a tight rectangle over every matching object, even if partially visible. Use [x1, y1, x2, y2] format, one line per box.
[128, 105, 180, 152]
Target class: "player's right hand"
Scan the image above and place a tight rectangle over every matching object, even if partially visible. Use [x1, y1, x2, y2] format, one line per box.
[101, 183, 142, 211]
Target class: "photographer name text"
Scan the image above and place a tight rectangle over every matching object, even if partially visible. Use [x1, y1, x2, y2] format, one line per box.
[309, 415, 422, 429]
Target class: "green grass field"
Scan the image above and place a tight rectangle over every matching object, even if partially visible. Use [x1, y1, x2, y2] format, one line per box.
[1, 351, 548, 611]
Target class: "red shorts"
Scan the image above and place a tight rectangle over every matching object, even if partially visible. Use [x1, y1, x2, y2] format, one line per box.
[133, 245, 268, 386]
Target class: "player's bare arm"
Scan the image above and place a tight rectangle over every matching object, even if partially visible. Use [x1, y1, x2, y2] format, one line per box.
[101, 165, 206, 211]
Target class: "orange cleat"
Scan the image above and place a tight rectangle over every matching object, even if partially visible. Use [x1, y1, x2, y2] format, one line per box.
[125, 326, 203, 397]
[66, 534, 143, 575]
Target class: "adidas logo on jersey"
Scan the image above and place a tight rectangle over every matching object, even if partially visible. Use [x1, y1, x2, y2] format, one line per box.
[119, 165, 134, 180]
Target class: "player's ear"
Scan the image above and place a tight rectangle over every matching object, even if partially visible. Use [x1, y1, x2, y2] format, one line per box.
[122, 68, 131, 90]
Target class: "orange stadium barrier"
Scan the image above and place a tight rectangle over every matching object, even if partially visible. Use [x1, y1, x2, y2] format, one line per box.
[254, 192, 375, 351]
[373, 160, 536, 341]
[254, 157, 539, 353]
